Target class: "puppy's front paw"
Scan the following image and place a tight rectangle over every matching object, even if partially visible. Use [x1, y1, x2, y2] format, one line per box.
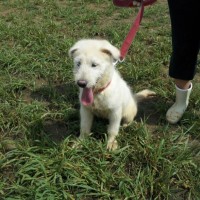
[72, 139, 83, 149]
[107, 140, 118, 151]
[147, 90, 156, 97]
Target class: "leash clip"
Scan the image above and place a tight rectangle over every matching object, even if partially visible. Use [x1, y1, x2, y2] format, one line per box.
[119, 57, 125, 63]
[113, 57, 125, 66]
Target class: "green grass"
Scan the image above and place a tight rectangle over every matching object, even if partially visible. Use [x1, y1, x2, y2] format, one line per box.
[0, 0, 200, 199]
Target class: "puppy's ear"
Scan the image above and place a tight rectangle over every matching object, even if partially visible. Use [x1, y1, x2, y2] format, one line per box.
[68, 47, 77, 58]
[69, 40, 83, 58]
[101, 41, 120, 61]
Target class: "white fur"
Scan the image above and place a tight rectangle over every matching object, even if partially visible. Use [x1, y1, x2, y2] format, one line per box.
[69, 39, 155, 150]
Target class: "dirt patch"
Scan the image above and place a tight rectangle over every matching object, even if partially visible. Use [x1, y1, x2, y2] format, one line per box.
[136, 96, 160, 126]
[0, 7, 17, 17]
[42, 119, 70, 142]
[30, 82, 78, 107]
[19, 78, 78, 107]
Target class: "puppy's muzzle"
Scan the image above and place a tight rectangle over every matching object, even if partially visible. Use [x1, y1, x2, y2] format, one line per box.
[77, 80, 88, 88]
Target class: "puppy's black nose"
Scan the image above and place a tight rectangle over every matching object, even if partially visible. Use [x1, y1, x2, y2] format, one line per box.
[77, 80, 87, 88]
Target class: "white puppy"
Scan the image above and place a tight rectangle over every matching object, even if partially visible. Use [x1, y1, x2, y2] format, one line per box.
[69, 39, 155, 150]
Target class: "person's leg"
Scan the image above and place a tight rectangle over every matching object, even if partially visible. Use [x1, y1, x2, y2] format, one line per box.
[166, 0, 200, 124]
[174, 79, 191, 90]
[166, 81, 192, 124]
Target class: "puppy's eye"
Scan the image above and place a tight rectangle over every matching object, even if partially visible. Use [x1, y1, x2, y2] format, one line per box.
[76, 61, 81, 67]
[91, 63, 98, 68]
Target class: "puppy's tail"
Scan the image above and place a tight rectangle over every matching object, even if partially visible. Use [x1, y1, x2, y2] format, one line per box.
[136, 89, 156, 102]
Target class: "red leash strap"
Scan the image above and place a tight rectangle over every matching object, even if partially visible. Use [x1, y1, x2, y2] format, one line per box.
[113, 0, 156, 7]
[120, 3, 144, 60]
[113, 0, 157, 60]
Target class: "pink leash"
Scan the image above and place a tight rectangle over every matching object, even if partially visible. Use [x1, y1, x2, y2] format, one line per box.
[113, 0, 157, 61]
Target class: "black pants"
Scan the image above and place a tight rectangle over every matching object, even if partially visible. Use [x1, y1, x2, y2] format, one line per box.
[168, 0, 200, 80]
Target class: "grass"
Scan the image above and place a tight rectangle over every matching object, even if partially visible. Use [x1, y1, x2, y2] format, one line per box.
[0, 0, 200, 199]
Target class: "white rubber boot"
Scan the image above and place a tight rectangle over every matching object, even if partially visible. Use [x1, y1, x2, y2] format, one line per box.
[166, 83, 192, 124]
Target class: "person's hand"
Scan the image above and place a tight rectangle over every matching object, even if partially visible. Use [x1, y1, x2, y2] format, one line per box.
[132, 0, 141, 6]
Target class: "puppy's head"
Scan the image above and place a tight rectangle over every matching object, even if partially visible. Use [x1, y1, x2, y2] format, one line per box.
[69, 39, 120, 89]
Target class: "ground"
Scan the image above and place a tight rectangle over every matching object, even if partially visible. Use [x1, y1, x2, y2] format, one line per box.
[0, 0, 200, 199]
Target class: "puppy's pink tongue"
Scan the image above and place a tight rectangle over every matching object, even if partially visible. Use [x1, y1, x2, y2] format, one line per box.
[81, 88, 94, 106]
